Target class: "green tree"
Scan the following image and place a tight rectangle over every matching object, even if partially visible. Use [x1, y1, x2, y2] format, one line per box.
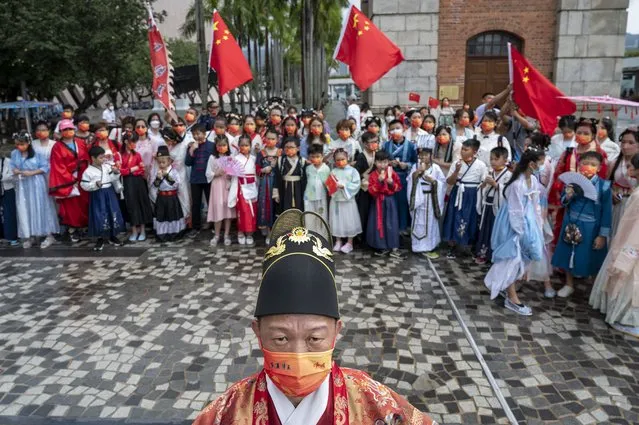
[0, 0, 165, 111]
[168, 38, 198, 67]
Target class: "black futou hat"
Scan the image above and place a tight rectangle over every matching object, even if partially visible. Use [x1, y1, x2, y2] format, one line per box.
[156, 145, 170, 158]
[255, 210, 339, 319]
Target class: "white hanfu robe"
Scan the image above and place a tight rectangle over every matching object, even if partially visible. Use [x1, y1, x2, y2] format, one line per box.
[304, 163, 331, 234]
[407, 163, 447, 252]
[149, 142, 191, 217]
[266, 374, 330, 425]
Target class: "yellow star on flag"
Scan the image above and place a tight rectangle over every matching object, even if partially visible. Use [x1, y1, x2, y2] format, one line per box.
[213, 21, 219, 32]
[223, 35, 229, 41]
[353, 13, 359, 28]
[358, 30, 363, 36]
[523, 67, 530, 74]
[216, 39, 221, 45]
[364, 25, 370, 31]
[522, 76, 530, 84]
[224, 30, 230, 35]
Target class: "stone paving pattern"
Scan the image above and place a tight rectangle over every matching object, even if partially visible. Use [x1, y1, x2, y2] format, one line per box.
[0, 237, 636, 425]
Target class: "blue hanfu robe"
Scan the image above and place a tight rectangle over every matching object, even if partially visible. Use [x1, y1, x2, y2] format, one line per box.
[383, 138, 417, 231]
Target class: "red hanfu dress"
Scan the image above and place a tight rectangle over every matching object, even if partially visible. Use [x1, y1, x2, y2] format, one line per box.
[49, 138, 90, 228]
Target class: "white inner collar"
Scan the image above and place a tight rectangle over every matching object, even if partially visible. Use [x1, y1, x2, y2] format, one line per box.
[265, 373, 330, 425]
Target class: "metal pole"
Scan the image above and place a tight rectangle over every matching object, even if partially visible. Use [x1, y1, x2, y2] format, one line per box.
[21, 80, 32, 134]
[195, 0, 209, 106]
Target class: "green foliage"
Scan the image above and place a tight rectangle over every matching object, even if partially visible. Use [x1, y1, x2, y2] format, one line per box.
[625, 49, 639, 57]
[0, 0, 164, 110]
[168, 38, 198, 67]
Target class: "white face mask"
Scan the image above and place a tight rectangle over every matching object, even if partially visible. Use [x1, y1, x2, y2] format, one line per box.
[123, 103, 129, 109]
[150, 120, 161, 129]
[385, 115, 394, 123]
[390, 128, 403, 136]
[108, 105, 114, 111]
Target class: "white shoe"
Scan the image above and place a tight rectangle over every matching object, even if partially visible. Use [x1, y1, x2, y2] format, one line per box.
[238, 234, 246, 245]
[246, 236, 254, 246]
[340, 242, 353, 254]
[23, 240, 32, 249]
[557, 285, 575, 298]
[333, 240, 343, 252]
[128, 233, 138, 242]
[138, 233, 147, 242]
[265, 237, 270, 246]
[209, 235, 219, 246]
[40, 236, 55, 249]
[544, 288, 557, 298]
[504, 298, 533, 316]
[224, 237, 232, 246]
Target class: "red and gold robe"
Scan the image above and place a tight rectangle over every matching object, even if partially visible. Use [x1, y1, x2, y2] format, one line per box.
[49, 139, 90, 228]
[192, 363, 437, 425]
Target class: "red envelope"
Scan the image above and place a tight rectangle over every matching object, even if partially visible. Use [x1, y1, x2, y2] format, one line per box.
[325, 174, 339, 196]
[408, 92, 420, 103]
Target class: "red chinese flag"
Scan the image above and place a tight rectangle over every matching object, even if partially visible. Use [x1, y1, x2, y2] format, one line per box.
[510, 45, 576, 135]
[209, 11, 253, 96]
[334, 5, 404, 91]
[409, 92, 421, 103]
[428, 97, 440, 109]
[325, 174, 339, 197]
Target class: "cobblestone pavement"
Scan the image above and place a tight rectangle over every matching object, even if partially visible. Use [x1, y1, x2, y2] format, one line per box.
[0, 235, 637, 425]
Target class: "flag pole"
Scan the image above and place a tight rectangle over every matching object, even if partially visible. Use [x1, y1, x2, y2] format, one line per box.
[507, 42, 513, 85]
[333, 4, 353, 60]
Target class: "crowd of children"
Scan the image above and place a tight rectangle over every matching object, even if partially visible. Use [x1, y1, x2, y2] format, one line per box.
[0, 98, 638, 333]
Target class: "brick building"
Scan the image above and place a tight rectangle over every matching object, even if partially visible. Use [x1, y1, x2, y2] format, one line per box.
[363, 0, 629, 110]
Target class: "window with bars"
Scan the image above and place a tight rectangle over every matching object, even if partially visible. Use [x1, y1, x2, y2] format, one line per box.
[467, 31, 523, 57]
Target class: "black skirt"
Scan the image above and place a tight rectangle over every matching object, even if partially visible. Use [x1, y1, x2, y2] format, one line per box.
[155, 193, 184, 222]
[123, 175, 154, 226]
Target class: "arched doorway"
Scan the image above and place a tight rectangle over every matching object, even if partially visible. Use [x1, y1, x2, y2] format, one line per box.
[464, 31, 523, 108]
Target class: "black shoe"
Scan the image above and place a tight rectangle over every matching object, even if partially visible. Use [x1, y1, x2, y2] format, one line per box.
[108, 237, 123, 247]
[93, 239, 104, 251]
[389, 249, 405, 259]
[374, 249, 390, 257]
[446, 249, 456, 259]
[70, 232, 80, 243]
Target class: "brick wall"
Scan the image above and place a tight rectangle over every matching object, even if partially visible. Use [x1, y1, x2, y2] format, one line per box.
[437, 0, 557, 104]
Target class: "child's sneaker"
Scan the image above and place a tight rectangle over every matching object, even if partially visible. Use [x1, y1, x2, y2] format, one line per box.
[9, 240, 19, 247]
[22, 240, 32, 249]
[557, 285, 574, 298]
[224, 236, 232, 246]
[128, 233, 138, 242]
[422, 251, 440, 259]
[238, 234, 246, 245]
[389, 249, 404, 259]
[70, 232, 80, 243]
[138, 232, 147, 242]
[504, 298, 532, 316]
[333, 240, 343, 252]
[374, 249, 390, 257]
[109, 237, 123, 247]
[265, 237, 270, 246]
[209, 235, 219, 246]
[446, 249, 456, 259]
[544, 287, 557, 298]
[340, 242, 353, 254]
[40, 235, 55, 249]
[93, 239, 105, 251]
[246, 236, 255, 246]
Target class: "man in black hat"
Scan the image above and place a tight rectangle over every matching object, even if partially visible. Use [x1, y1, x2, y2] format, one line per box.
[193, 211, 437, 425]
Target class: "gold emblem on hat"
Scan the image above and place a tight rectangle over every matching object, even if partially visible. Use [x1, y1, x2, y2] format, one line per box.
[263, 227, 333, 263]
[289, 227, 311, 244]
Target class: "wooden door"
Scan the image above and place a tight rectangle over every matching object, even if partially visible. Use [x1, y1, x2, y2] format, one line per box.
[464, 58, 510, 109]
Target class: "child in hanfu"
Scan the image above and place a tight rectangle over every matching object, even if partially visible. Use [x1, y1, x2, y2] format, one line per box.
[273, 137, 306, 214]
[408, 148, 447, 259]
[304, 144, 331, 234]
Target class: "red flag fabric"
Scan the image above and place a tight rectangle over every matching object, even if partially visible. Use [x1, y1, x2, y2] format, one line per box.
[510, 45, 576, 135]
[209, 11, 253, 96]
[428, 97, 440, 109]
[409, 92, 421, 103]
[147, 6, 174, 111]
[334, 5, 404, 91]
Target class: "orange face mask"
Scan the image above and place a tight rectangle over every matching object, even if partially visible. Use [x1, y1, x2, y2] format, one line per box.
[271, 116, 282, 125]
[185, 113, 196, 123]
[214, 127, 226, 136]
[412, 118, 423, 128]
[263, 347, 333, 398]
[285, 124, 297, 135]
[78, 123, 90, 132]
[239, 145, 251, 155]
[596, 129, 607, 140]
[301, 118, 312, 126]
[481, 121, 495, 133]
[368, 142, 379, 151]
[368, 127, 380, 135]
[437, 134, 451, 145]
[335, 159, 348, 168]
[228, 124, 240, 135]
[310, 127, 323, 136]
[459, 117, 470, 127]
[310, 157, 323, 165]
[422, 122, 434, 131]
[338, 130, 350, 140]
[576, 134, 592, 145]
[244, 124, 256, 134]
[579, 164, 598, 178]
[36, 130, 50, 140]
[135, 128, 147, 136]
